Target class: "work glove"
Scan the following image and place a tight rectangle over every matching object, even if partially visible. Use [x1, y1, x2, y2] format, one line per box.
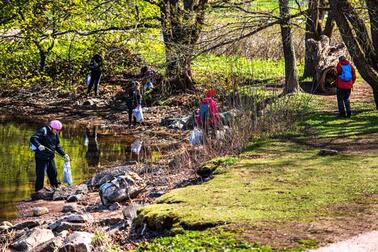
[38, 145, 46, 151]
[63, 154, 70, 162]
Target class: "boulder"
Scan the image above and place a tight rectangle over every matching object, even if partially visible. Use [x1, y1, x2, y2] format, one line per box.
[74, 184, 89, 194]
[99, 172, 145, 206]
[14, 220, 43, 230]
[67, 194, 83, 202]
[59, 231, 94, 252]
[52, 188, 71, 201]
[49, 213, 94, 232]
[161, 115, 195, 130]
[53, 222, 88, 233]
[11, 228, 55, 251]
[87, 166, 129, 188]
[32, 207, 49, 217]
[31, 189, 54, 201]
[31, 236, 64, 252]
[62, 204, 79, 213]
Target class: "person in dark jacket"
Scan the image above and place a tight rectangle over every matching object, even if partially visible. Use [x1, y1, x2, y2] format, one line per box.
[126, 81, 143, 128]
[87, 54, 103, 97]
[336, 56, 356, 118]
[30, 120, 69, 192]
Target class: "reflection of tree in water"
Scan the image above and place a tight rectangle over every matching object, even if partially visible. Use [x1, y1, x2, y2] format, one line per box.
[84, 127, 100, 167]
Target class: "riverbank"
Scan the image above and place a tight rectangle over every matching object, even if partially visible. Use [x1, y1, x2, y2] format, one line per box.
[0, 83, 254, 251]
[135, 91, 378, 251]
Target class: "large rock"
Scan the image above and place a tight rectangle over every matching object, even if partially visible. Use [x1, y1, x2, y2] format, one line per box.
[59, 231, 94, 252]
[53, 222, 88, 233]
[11, 228, 55, 251]
[32, 207, 49, 217]
[31, 237, 64, 252]
[87, 166, 129, 188]
[31, 189, 54, 201]
[14, 220, 43, 230]
[53, 184, 89, 201]
[62, 204, 79, 213]
[99, 172, 145, 206]
[49, 213, 94, 232]
[52, 188, 71, 201]
[161, 115, 195, 130]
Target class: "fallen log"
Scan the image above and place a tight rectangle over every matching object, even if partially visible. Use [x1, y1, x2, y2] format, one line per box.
[307, 35, 346, 94]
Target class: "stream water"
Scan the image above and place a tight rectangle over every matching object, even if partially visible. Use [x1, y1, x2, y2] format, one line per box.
[0, 121, 141, 221]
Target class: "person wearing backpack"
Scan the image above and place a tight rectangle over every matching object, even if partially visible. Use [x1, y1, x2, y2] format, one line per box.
[196, 89, 219, 133]
[30, 120, 69, 193]
[336, 56, 356, 118]
[87, 54, 103, 97]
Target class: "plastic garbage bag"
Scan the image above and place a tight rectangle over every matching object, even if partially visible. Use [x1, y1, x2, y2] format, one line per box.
[133, 105, 144, 123]
[189, 127, 203, 145]
[131, 139, 143, 155]
[86, 74, 91, 86]
[63, 159, 73, 186]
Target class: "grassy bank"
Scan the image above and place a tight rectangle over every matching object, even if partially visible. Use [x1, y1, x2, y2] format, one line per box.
[135, 94, 378, 251]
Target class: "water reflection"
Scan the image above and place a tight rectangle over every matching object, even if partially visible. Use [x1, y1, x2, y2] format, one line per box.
[0, 121, 136, 221]
[84, 127, 100, 167]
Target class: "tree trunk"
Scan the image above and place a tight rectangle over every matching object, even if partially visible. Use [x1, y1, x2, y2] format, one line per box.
[303, 0, 335, 79]
[330, 0, 378, 109]
[308, 35, 346, 93]
[279, 0, 299, 93]
[303, 0, 320, 78]
[159, 0, 207, 93]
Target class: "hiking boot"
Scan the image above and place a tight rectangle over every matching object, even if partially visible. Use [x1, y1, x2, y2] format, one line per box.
[346, 112, 351, 118]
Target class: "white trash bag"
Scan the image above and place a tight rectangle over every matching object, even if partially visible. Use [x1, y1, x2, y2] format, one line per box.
[189, 127, 203, 145]
[63, 159, 73, 186]
[131, 139, 143, 155]
[86, 74, 91, 86]
[133, 105, 144, 123]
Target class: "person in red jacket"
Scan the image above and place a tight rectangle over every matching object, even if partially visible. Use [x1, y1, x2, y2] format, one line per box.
[336, 56, 356, 117]
[196, 89, 219, 133]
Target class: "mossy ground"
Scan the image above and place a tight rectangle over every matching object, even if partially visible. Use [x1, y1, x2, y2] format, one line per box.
[135, 84, 378, 251]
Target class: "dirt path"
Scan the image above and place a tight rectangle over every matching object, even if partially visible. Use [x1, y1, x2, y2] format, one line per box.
[309, 231, 378, 252]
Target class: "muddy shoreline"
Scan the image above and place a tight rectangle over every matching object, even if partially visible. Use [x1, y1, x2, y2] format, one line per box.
[0, 87, 204, 250]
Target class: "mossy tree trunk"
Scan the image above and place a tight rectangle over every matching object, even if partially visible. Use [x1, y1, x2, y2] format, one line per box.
[159, 0, 207, 93]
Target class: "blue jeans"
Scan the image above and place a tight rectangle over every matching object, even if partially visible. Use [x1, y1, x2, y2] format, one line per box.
[336, 88, 351, 116]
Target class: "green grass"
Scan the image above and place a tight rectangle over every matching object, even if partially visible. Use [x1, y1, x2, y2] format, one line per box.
[136, 96, 378, 251]
[136, 229, 271, 252]
[193, 55, 304, 84]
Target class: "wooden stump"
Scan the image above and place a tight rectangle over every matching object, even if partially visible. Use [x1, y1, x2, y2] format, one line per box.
[307, 35, 346, 94]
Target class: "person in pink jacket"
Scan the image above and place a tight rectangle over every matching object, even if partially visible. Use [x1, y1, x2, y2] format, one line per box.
[196, 89, 219, 132]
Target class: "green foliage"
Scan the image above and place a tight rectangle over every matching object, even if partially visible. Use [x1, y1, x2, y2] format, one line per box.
[136, 229, 271, 252]
[0, 0, 159, 89]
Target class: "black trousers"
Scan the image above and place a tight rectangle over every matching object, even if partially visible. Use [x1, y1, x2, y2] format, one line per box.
[128, 106, 136, 126]
[336, 88, 351, 116]
[35, 157, 58, 192]
[87, 72, 101, 96]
